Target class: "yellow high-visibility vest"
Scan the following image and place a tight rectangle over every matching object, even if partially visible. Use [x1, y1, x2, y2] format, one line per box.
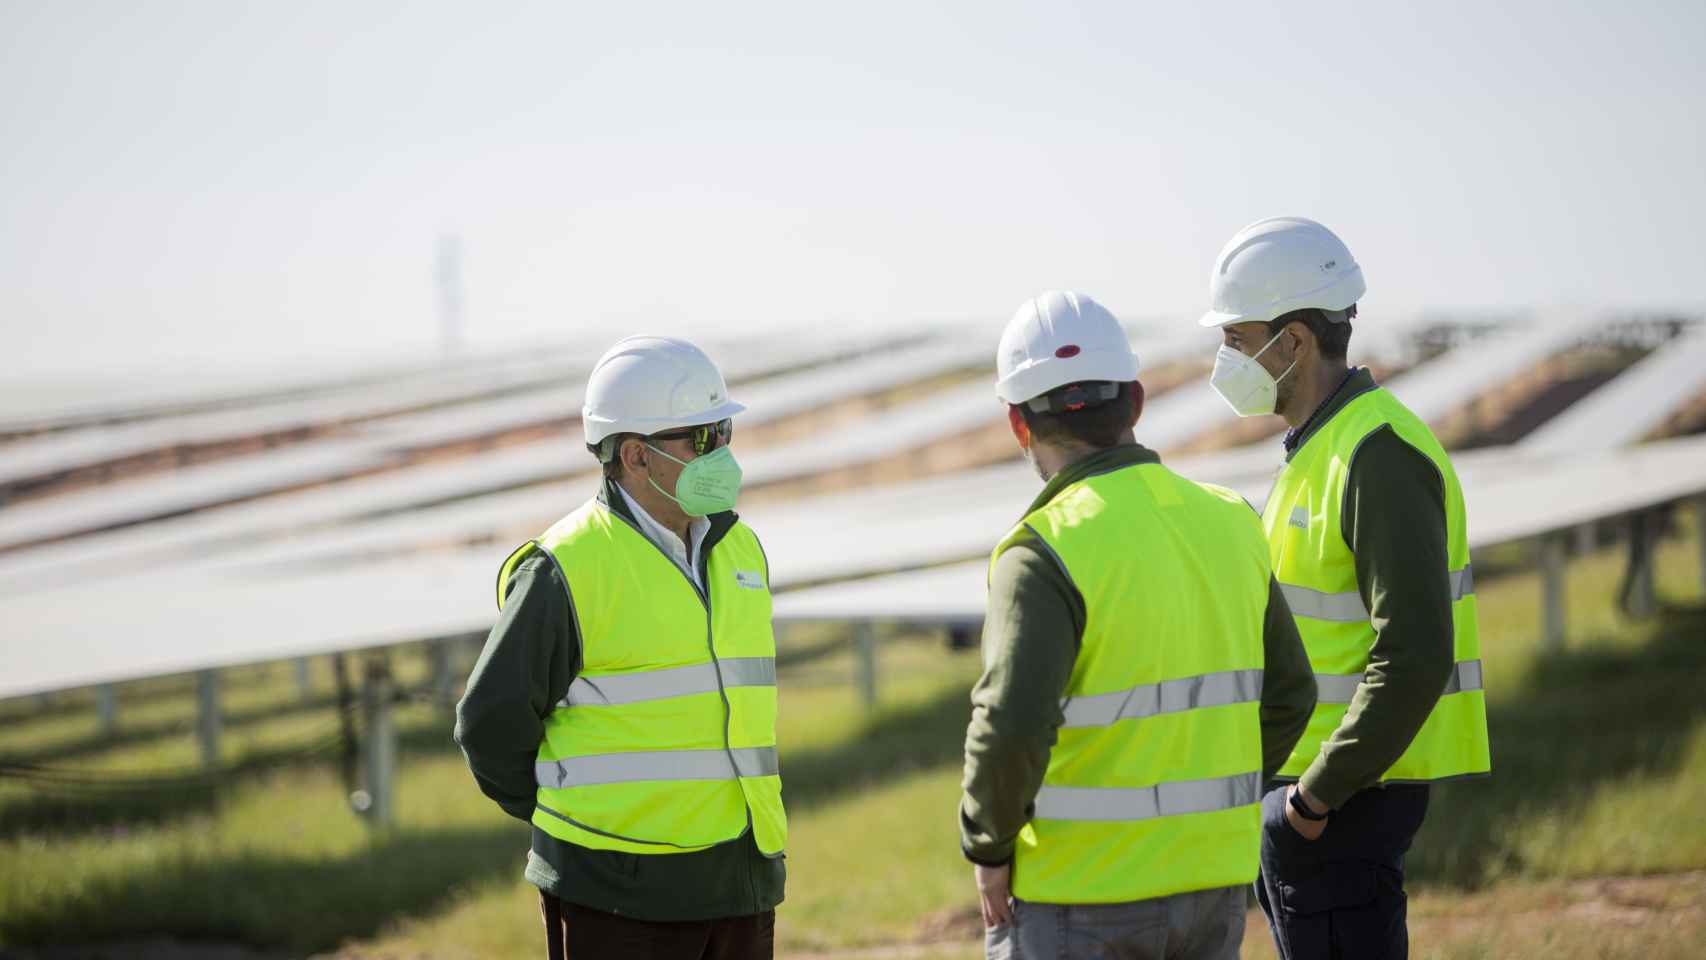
[993, 461, 1271, 903]
[496, 499, 786, 856]
[1262, 386, 1491, 784]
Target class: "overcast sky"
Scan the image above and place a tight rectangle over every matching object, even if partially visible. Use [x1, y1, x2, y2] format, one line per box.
[4, 0, 1703, 382]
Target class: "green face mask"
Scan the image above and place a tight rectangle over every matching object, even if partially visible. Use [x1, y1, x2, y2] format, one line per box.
[646, 444, 743, 517]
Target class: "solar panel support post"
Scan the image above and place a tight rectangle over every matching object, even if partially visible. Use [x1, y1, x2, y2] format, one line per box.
[854, 621, 878, 709]
[361, 656, 397, 830]
[1625, 511, 1658, 619]
[294, 658, 312, 703]
[1574, 521, 1596, 557]
[428, 638, 455, 707]
[1697, 496, 1706, 595]
[1539, 533, 1568, 651]
[95, 684, 117, 735]
[196, 670, 222, 769]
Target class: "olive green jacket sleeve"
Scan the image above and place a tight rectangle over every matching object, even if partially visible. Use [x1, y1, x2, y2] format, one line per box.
[452, 553, 579, 822]
[1258, 576, 1316, 783]
[959, 538, 1081, 866]
[1296, 426, 1456, 808]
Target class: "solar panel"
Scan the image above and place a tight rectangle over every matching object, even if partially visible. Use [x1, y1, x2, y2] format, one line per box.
[7, 314, 1705, 701]
[1520, 323, 1706, 453]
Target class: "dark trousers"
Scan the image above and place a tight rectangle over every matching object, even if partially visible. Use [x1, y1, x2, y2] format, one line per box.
[1254, 783, 1430, 960]
[540, 892, 775, 960]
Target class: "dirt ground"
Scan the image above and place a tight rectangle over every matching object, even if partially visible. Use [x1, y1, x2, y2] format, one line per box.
[789, 871, 1706, 960]
[8, 872, 1701, 960]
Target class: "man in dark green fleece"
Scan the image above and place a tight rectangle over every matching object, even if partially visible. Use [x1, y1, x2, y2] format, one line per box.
[455, 335, 784, 960]
[961, 290, 1317, 960]
[1202, 217, 1492, 959]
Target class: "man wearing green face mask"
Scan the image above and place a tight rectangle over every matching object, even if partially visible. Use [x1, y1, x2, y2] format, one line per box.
[455, 335, 785, 960]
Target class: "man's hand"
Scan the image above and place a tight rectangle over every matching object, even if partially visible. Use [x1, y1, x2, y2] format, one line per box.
[974, 862, 1014, 928]
[1284, 784, 1329, 841]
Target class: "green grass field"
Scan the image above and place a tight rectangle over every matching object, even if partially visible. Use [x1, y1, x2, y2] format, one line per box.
[2, 516, 1703, 959]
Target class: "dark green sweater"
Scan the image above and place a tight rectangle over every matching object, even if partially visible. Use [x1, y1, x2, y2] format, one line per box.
[453, 479, 785, 921]
[959, 444, 1318, 865]
[1286, 368, 1460, 809]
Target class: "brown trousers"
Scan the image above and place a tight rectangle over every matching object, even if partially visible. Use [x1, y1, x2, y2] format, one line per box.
[540, 891, 775, 960]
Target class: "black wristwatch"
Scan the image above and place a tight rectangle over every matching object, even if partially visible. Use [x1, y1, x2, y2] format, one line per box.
[1288, 787, 1330, 821]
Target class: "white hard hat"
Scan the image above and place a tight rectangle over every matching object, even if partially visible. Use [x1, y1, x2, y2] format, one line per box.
[1199, 217, 1366, 328]
[582, 335, 745, 447]
[996, 290, 1139, 405]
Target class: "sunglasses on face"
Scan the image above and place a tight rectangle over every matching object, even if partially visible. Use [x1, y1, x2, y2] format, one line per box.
[650, 418, 733, 456]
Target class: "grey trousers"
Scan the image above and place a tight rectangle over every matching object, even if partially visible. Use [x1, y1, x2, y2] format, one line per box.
[985, 885, 1245, 960]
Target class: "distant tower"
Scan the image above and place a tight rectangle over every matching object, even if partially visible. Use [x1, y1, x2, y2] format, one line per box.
[436, 233, 465, 360]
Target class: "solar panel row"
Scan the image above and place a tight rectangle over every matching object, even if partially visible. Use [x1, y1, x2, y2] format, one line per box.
[4, 312, 1703, 702]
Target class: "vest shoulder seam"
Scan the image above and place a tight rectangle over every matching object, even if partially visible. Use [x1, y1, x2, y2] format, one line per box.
[1340, 422, 1447, 551]
[497, 540, 544, 609]
[1010, 523, 1086, 651]
[528, 543, 585, 703]
[745, 525, 771, 583]
[1018, 522, 1071, 581]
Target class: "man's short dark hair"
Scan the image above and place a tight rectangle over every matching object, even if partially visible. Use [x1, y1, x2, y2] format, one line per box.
[1267, 305, 1355, 361]
[1017, 381, 1135, 450]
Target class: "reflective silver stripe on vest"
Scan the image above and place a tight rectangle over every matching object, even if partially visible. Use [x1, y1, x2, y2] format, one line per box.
[1280, 565, 1476, 623]
[1059, 669, 1264, 729]
[559, 657, 776, 708]
[1313, 659, 1485, 705]
[1445, 658, 1483, 696]
[535, 746, 779, 789]
[1453, 565, 1474, 598]
[1033, 771, 1261, 822]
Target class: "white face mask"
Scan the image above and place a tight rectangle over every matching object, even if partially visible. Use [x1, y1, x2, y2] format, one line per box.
[1209, 330, 1297, 417]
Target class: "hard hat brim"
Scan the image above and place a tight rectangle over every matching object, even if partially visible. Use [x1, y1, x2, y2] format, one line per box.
[995, 351, 1140, 406]
[1198, 266, 1366, 330]
[1198, 309, 1248, 328]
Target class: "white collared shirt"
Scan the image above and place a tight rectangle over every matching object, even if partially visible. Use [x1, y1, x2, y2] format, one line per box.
[616, 482, 711, 591]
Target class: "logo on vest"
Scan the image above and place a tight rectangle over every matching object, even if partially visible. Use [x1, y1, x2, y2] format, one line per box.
[735, 570, 765, 590]
[1289, 506, 1309, 529]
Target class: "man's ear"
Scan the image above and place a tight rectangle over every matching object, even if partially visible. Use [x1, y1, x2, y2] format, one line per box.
[1129, 380, 1145, 427]
[1285, 321, 1313, 364]
[1007, 405, 1031, 448]
[619, 437, 648, 474]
